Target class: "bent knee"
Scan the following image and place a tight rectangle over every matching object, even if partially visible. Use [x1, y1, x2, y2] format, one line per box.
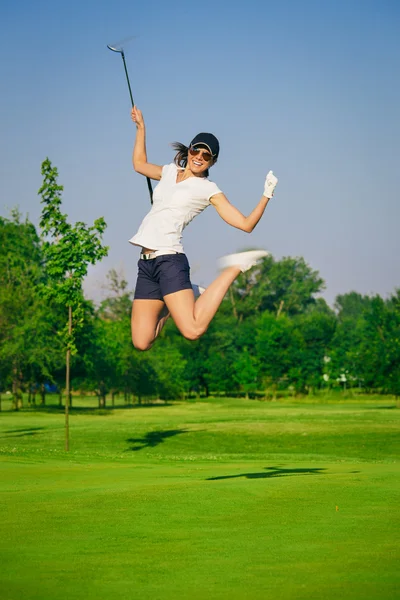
[180, 325, 206, 341]
[132, 336, 152, 351]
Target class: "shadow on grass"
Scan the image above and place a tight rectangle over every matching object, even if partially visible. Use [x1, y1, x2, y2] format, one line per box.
[126, 429, 189, 452]
[0, 427, 46, 438]
[364, 405, 398, 410]
[12, 403, 173, 416]
[207, 466, 326, 481]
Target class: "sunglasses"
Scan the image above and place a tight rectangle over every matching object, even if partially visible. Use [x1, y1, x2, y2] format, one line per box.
[189, 146, 214, 162]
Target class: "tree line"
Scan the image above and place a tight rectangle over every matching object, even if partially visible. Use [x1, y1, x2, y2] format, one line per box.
[1, 160, 400, 410]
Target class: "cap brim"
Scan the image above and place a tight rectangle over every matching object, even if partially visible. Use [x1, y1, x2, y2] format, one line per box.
[191, 142, 214, 155]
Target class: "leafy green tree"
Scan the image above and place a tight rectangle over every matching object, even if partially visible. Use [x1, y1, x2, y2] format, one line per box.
[385, 290, 400, 398]
[150, 339, 187, 400]
[79, 316, 119, 407]
[229, 255, 325, 322]
[256, 312, 302, 397]
[290, 301, 336, 393]
[93, 269, 133, 404]
[175, 312, 238, 397]
[96, 269, 153, 404]
[328, 291, 400, 396]
[38, 158, 108, 450]
[232, 347, 258, 398]
[98, 269, 133, 322]
[334, 292, 372, 320]
[328, 292, 373, 388]
[259, 256, 325, 316]
[203, 315, 240, 395]
[178, 335, 212, 397]
[0, 211, 62, 408]
[356, 293, 400, 394]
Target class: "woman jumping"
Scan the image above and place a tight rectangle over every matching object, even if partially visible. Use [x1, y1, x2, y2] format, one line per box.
[129, 107, 278, 350]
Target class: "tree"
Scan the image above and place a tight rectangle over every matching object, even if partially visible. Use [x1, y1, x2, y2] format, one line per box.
[328, 291, 400, 396]
[328, 292, 373, 389]
[96, 269, 149, 404]
[38, 158, 108, 450]
[229, 254, 325, 322]
[98, 269, 133, 322]
[77, 314, 119, 407]
[0, 211, 62, 409]
[201, 314, 239, 395]
[290, 301, 336, 393]
[356, 293, 400, 395]
[385, 290, 400, 398]
[256, 312, 302, 397]
[232, 347, 258, 398]
[151, 340, 187, 401]
[334, 292, 372, 319]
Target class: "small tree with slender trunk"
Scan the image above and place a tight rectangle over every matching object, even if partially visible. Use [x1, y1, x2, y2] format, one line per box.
[38, 158, 108, 451]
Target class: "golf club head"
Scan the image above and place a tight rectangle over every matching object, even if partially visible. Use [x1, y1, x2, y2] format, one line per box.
[107, 44, 123, 54]
[107, 35, 138, 54]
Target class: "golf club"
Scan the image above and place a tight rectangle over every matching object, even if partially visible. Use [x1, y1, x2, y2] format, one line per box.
[107, 40, 153, 204]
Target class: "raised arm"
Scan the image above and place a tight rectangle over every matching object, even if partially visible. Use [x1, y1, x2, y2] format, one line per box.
[210, 171, 278, 233]
[131, 107, 163, 181]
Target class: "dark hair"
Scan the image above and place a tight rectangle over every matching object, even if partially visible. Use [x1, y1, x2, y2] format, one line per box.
[171, 141, 217, 178]
[172, 142, 189, 169]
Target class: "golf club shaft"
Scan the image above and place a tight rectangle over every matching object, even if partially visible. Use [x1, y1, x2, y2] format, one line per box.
[120, 53, 153, 204]
[109, 44, 153, 204]
[121, 51, 135, 108]
[146, 177, 153, 199]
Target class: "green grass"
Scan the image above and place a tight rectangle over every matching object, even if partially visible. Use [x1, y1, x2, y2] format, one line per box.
[0, 396, 399, 599]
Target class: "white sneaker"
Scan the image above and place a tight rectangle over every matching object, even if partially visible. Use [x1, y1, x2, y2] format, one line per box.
[217, 250, 269, 273]
[192, 284, 205, 298]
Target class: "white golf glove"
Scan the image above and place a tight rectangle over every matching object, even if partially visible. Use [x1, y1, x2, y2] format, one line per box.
[263, 170, 278, 198]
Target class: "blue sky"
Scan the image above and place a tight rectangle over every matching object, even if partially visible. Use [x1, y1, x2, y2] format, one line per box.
[1, 0, 399, 305]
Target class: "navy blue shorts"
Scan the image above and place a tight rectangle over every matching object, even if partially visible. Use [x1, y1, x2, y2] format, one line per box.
[134, 254, 192, 300]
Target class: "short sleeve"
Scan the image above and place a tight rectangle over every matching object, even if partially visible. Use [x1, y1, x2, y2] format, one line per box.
[206, 180, 223, 201]
[161, 163, 176, 179]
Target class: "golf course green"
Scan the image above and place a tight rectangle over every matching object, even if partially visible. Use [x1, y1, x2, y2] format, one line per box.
[1, 395, 399, 599]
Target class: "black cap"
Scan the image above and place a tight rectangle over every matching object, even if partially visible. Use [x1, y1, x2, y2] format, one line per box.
[189, 133, 220, 158]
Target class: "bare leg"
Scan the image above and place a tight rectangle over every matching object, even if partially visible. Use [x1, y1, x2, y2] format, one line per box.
[163, 266, 240, 340]
[131, 251, 266, 347]
[131, 299, 170, 351]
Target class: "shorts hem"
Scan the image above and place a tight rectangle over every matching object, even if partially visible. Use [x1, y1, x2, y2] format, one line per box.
[133, 294, 164, 301]
[162, 283, 193, 297]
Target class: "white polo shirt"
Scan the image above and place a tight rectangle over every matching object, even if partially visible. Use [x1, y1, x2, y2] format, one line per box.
[129, 163, 222, 253]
